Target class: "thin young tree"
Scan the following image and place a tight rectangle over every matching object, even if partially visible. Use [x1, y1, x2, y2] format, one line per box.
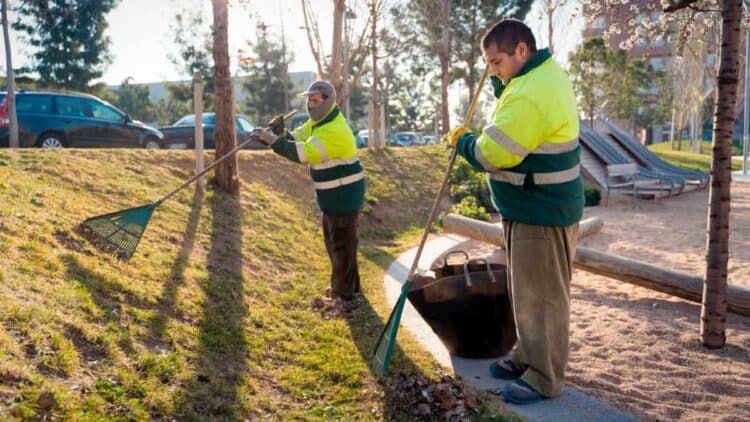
[211, 0, 239, 194]
[663, 0, 741, 349]
[583, 0, 742, 348]
[300, 0, 372, 115]
[2, 0, 18, 148]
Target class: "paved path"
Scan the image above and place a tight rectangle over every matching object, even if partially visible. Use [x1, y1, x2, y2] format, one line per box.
[383, 234, 637, 421]
[733, 170, 750, 183]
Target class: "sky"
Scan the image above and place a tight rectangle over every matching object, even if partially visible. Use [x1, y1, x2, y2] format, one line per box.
[2, 0, 582, 86]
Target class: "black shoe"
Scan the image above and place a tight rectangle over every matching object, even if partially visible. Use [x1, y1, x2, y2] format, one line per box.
[500, 379, 548, 405]
[489, 358, 523, 380]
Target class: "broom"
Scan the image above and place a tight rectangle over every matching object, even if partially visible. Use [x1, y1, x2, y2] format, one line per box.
[371, 67, 490, 376]
[76, 109, 298, 260]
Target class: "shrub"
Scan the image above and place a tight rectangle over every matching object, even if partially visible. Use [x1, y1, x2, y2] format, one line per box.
[584, 185, 601, 206]
[449, 160, 493, 211]
[449, 196, 490, 221]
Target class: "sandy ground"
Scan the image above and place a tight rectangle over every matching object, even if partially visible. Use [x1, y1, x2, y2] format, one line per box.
[451, 182, 750, 421]
[563, 182, 750, 421]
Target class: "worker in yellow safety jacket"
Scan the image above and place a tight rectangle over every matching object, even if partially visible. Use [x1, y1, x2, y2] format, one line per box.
[252, 80, 365, 301]
[449, 19, 583, 404]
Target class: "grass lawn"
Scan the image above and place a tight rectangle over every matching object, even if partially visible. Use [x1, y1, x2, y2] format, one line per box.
[0, 146, 513, 420]
[648, 141, 742, 173]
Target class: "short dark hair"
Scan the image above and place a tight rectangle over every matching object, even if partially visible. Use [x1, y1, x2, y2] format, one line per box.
[481, 19, 537, 55]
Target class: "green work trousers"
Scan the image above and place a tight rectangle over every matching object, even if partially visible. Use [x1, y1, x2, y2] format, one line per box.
[502, 220, 579, 397]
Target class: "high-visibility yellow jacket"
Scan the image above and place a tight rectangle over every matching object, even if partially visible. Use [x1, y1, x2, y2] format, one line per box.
[271, 105, 365, 214]
[456, 48, 583, 226]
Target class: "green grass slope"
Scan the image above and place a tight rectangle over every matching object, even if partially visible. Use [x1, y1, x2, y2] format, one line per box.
[648, 142, 741, 173]
[0, 147, 509, 420]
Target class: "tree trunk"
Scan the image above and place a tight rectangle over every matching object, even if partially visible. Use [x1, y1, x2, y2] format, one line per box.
[2, 0, 18, 148]
[331, 0, 345, 106]
[369, 0, 382, 149]
[546, 1, 554, 54]
[701, 0, 741, 349]
[211, 0, 239, 194]
[466, 2, 478, 107]
[438, 0, 451, 134]
[670, 105, 676, 150]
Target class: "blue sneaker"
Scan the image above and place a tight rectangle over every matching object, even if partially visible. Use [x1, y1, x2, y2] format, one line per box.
[500, 379, 548, 405]
[489, 358, 523, 380]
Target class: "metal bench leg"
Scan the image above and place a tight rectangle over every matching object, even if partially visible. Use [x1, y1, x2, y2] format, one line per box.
[604, 188, 609, 207]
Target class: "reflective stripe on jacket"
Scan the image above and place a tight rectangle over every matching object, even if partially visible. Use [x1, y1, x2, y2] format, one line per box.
[271, 105, 365, 214]
[456, 48, 584, 226]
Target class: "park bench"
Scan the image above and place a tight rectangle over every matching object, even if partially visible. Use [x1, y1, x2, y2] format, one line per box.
[604, 163, 664, 209]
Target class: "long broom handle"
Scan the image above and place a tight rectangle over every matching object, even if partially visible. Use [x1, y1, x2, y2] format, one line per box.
[405, 66, 490, 280]
[157, 109, 298, 204]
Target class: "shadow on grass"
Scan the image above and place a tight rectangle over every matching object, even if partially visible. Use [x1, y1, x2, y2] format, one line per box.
[150, 186, 204, 339]
[176, 190, 247, 419]
[339, 236, 446, 418]
[61, 254, 150, 360]
[62, 254, 152, 318]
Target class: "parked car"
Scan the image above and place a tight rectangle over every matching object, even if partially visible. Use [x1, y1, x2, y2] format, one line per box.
[289, 113, 309, 131]
[158, 113, 263, 149]
[388, 132, 422, 147]
[422, 135, 436, 145]
[0, 90, 164, 148]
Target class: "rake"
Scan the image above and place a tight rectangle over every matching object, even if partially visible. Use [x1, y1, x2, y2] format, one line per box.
[371, 67, 490, 376]
[76, 110, 297, 260]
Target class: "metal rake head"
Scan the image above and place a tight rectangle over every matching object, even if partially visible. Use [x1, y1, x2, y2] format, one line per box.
[75, 203, 158, 260]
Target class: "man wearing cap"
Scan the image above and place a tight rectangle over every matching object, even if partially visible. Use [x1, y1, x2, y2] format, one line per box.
[252, 80, 365, 301]
[448, 20, 583, 404]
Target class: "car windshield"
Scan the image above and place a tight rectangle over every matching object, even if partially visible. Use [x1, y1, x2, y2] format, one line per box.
[236, 116, 254, 132]
[174, 115, 195, 126]
[174, 113, 215, 126]
[396, 134, 416, 143]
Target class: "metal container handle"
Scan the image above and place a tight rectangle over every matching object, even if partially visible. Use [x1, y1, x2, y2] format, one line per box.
[463, 258, 497, 287]
[443, 250, 469, 268]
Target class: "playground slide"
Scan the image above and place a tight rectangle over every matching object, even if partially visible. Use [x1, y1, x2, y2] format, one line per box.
[579, 123, 685, 196]
[596, 118, 709, 189]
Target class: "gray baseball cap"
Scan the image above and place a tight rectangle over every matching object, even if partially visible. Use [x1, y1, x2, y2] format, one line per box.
[298, 80, 336, 99]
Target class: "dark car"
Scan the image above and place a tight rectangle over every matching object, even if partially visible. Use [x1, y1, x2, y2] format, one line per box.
[0, 90, 164, 148]
[158, 113, 264, 149]
[388, 132, 422, 147]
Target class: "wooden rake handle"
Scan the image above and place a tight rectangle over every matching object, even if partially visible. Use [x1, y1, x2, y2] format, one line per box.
[405, 66, 490, 280]
[157, 109, 298, 204]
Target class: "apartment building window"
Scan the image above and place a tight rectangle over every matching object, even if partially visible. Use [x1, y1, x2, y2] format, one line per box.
[593, 16, 606, 29]
[706, 54, 716, 65]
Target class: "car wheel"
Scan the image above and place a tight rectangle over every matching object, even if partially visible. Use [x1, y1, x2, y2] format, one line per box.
[144, 138, 161, 149]
[37, 133, 65, 148]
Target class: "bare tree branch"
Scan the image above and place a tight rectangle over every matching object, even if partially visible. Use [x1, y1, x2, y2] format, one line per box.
[346, 16, 372, 71]
[688, 4, 722, 13]
[301, 0, 325, 77]
[663, 0, 701, 13]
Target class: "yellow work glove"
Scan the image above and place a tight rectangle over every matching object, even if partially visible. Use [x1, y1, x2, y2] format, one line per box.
[448, 126, 468, 148]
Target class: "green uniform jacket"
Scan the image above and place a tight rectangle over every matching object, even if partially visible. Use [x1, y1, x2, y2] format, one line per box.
[271, 105, 365, 215]
[456, 48, 584, 226]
